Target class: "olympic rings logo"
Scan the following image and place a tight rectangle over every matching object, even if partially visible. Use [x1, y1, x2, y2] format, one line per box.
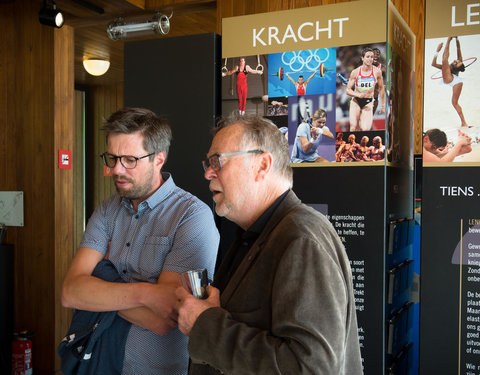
[281, 49, 330, 72]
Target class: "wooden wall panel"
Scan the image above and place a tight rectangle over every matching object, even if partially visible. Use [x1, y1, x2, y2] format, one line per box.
[74, 90, 85, 251]
[54, 24, 75, 372]
[0, 1, 75, 372]
[0, 3, 16, 195]
[409, 0, 425, 155]
[13, 2, 56, 373]
[392, 0, 409, 21]
[86, 84, 123, 216]
[267, 0, 285, 12]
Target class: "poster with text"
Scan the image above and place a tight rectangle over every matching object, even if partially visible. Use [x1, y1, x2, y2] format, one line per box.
[221, 1, 414, 373]
[421, 1, 480, 374]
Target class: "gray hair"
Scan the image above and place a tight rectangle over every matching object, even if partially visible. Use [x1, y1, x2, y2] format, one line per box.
[102, 107, 172, 160]
[214, 114, 293, 186]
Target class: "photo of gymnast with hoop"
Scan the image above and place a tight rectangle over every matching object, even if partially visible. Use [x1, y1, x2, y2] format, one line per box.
[424, 34, 480, 162]
[221, 55, 266, 115]
[431, 36, 475, 128]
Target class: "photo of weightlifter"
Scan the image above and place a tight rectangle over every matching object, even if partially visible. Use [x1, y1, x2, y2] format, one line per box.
[268, 48, 336, 97]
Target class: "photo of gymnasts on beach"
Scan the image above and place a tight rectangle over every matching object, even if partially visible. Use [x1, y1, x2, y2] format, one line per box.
[336, 43, 387, 132]
[288, 94, 336, 163]
[424, 34, 480, 162]
[221, 54, 268, 116]
[268, 48, 336, 97]
[335, 132, 386, 162]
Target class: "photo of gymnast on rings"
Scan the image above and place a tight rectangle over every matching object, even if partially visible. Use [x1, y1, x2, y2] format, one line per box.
[221, 54, 268, 116]
[423, 34, 480, 163]
[336, 43, 387, 133]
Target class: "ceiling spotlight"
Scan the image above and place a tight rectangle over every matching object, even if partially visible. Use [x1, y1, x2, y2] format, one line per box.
[39, 0, 65, 28]
[107, 12, 171, 41]
[83, 59, 110, 76]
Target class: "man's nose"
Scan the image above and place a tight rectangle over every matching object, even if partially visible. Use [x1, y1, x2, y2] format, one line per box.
[204, 166, 216, 181]
[112, 158, 126, 174]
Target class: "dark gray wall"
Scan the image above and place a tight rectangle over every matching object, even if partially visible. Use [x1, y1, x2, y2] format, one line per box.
[124, 33, 220, 206]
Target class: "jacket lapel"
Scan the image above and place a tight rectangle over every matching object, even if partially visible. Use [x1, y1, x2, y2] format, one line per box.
[218, 191, 302, 305]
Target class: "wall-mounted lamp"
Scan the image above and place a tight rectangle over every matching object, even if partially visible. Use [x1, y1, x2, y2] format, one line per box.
[39, 0, 65, 28]
[83, 59, 110, 76]
[107, 12, 171, 41]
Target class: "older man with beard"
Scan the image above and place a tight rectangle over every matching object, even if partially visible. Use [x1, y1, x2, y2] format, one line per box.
[175, 115, 362, 375]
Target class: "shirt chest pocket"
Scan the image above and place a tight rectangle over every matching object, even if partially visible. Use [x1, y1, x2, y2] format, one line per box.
[138, 236, 171, 282]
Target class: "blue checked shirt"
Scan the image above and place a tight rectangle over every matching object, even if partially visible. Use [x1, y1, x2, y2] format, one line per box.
[80, 172, 219, 374]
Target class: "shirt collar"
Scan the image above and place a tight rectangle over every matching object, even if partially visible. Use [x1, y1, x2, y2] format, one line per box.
[242, 189, 289, 240]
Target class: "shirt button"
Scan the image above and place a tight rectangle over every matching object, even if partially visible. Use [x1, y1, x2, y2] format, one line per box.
[126, 242, 130, 247]
[123, 270, 127, 274]
[135, 215, 139, 219]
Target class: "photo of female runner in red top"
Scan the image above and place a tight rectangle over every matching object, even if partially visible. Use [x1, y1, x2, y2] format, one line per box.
[346, 47, 385, 131]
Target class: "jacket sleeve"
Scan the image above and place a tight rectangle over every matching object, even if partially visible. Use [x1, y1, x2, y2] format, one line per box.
[188, 234, 352, 374]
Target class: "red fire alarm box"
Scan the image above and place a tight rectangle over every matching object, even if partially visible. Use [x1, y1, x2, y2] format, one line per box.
[103, 165, 112, 177]
[58, 150, 72, 169]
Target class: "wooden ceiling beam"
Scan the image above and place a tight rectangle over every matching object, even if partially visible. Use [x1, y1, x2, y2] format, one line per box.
[126, 0, 146, 9]
[64, 0, 216, 28]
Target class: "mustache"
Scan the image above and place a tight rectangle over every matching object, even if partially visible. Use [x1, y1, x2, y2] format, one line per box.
[113, 175, 133, 184]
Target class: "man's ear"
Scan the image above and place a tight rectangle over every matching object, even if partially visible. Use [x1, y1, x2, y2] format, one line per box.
[255, 152, 273, 181]
[155, 151, 166, 169]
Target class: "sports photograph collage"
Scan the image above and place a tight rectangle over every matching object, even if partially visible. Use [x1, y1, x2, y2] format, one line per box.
[423, 34, 480, 163]
[221, 43, 396, 166]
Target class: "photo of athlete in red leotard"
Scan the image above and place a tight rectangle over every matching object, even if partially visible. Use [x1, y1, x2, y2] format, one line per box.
[222, 57, 263, 115]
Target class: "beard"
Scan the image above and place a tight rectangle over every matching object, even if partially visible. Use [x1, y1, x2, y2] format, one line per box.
[113, 166, 154, 201]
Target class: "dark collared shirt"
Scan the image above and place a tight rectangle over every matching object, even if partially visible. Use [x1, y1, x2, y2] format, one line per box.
[217, 190, 289, 293]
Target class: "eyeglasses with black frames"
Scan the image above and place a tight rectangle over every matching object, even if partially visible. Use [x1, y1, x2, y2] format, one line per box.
[202, 150, 264, 172]
[100, 152, 155, 169]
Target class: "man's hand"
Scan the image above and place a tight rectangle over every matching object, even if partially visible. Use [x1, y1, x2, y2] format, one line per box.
[141, 282, 179, 328]
[175, 285, 221, 336]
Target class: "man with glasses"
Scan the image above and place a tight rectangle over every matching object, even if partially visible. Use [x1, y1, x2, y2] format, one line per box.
[61, 107, 219, 374]
[175, 115, 363, 374]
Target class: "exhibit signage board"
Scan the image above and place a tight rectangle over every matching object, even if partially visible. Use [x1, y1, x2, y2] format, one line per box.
[421, 1, 480, 374]
[221, 1, 414, 373]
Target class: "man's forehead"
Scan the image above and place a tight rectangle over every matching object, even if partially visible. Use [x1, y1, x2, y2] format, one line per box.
[208, 124, 243, 155]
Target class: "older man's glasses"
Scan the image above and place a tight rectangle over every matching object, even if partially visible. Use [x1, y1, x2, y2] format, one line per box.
[202, 150, 263, 172]
[101, 152, 154, 169]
